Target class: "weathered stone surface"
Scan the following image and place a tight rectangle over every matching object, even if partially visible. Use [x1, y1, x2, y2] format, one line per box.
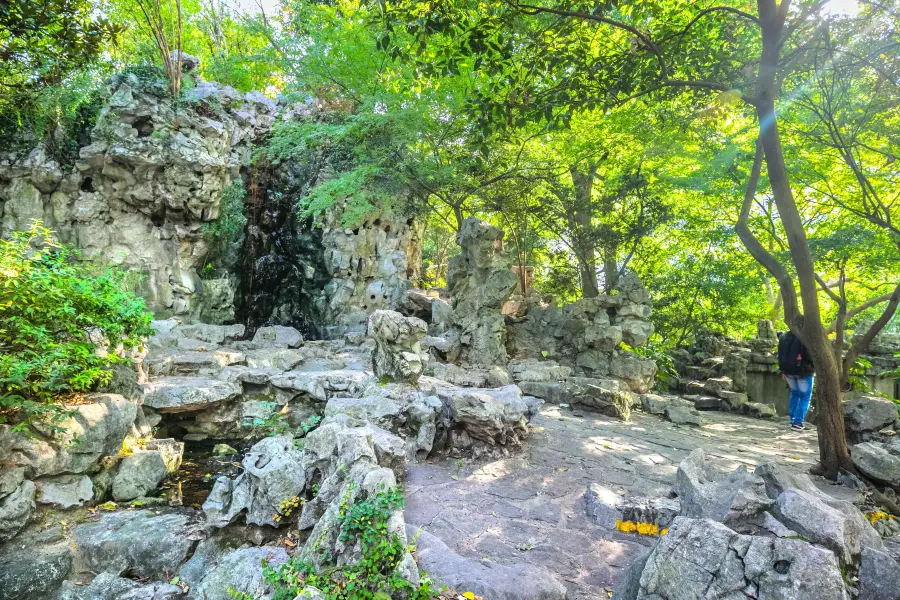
[429, 361, 511, 388]
[368, 310, 428, 384]
[507, 358, 572, 383]
[851, 439, 900, 486]
[58, 572, 183, 600]
[2, 394, 137, 479]
[859, 546, 900, 600]
[718, 389, 748, 411]
[252, 325, 304, 348]
[188, 545, 289, 600]
[112, 451, 169, 501]
[628, 517, 847, 600]
[745, 401, 777, 418]
[439, 385, 529, 453]
[608, 351, 658, 394]
[844, 396, 899, 438]
[585, 484, 679, 530]
[519, 377, 631, 419]
[409, 526, 566, 600]
[0, 526, 72, 600]
[145, 438, 185, 473]
[244, 348, 306, 371]
[704, 376, 733, 394]
[0, 479, 35, 542]
[675, 449, 772, 528]
[693, 396, 721, 410]
[35, 474, 94, 508]
[203, 434, 306, 527]
[445, 218, 519, 366]
[665, 403, 703, 426]
[269, 369, 373, 402]
[142, 377, 241, 412]
[75, 510, 198, 579]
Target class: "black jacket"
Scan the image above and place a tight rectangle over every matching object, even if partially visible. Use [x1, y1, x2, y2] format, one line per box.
[777, 331, 815, 377]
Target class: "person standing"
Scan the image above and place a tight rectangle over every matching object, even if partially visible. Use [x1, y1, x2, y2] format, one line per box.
[777, 330, 815, 431]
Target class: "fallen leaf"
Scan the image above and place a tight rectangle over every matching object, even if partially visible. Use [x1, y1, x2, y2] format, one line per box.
[283, 539, 296, 547]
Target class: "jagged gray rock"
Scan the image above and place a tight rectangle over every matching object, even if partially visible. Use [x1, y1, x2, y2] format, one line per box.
[74, 510, 199, 579]
[34, 474, 94, 508]
[0, 478, 35, 542]
[858, 546, 900, 600]
[844, 396, 898, 440]
[624, 517, 848, 600]
[674, 449, 772, 528]
[57, 573, 183, 600]
[252, 325, 304, 348]
[142, 377, 241, 412]
[851, 438, 900, 486]
[368, 310, 428, 384]
[112, 451, 169, 501]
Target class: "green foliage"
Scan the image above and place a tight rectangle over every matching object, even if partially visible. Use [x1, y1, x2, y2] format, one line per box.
[626, 344, 679, 392]
[251, 483, 441, 600]
[200, 180, 248, 277]
[0, 221, 154, 431]
[848, 356, 874, 392]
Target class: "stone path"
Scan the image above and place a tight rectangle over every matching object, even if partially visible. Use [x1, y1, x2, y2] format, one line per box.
[404, 406, 852, 600]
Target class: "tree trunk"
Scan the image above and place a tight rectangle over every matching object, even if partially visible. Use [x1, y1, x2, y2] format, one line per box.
[603, 245, 619, 293]
[755, 0, 853, 478]
[570, 165, 599, 298]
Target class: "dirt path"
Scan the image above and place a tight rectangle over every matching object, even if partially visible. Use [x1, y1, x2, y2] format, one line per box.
[405, 406, 852, 600]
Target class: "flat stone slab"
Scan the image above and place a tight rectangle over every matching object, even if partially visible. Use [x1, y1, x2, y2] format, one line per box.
[405, 406, 849, 600]
[142, 377, 241, 413]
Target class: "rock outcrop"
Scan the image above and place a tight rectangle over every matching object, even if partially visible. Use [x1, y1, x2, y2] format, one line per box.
[368, 309, 428, 384]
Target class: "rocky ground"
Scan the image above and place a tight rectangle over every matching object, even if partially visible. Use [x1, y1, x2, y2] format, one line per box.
[405, 405, 843, 600]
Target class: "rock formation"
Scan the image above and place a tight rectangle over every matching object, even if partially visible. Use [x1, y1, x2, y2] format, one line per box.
[368, 309, 428, 384]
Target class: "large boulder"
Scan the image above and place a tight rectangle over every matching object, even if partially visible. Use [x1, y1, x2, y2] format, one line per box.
[0, 477, 35, 542]
[1, 394, 137, 479]
[843, 396, 898, 441]
[507, 358, 572, 383]
[74, 510, 199, 579]
[674, 449, 772, 528]
[203, 434, 306, 528]
[186, 545, 289, 600]
[0, 526, 72, 600]
[112, 451, 169, 501]
[251, 325, 304, 348]
[518, 377, 631, 420]
[622, 517, 848, 600]
[142, 377, 241, 413]
[368, 310, 428, 384]
[858, 546, 900, 600]
[34, 474, 94, 508]
[437, 385, 529, 454]
[851, 438, 900, 486]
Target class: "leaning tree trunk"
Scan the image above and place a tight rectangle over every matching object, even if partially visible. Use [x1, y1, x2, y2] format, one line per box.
[570, 165, 599, 298]
[754, 0, 854, 478]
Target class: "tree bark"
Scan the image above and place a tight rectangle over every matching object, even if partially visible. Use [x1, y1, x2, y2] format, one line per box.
[753, 0, 853, 478]
[570, 165, 599, 298]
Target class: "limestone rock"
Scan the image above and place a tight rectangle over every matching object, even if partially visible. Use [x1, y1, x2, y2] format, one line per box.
[203, 434, 306, 527]
[269, 369, 373, 403]
[429, 362, 511, 388]
[368, 310, 428, 384]
[145, 438, 185, 473]
[75, 510, 199, 579]
[851, 439, 900, 486]
[0, 526, 72, 600]
[0, 479, 35, 542]
[675, 449, 772, 528]
[439, 385, 529, 454]
[409, 526, 566, 600]
[58, 573, 183, 600]
[519, 377, 631, 419]
[188, 545, 289, 600]
[718, 389, 748, 411]
[252, 325, 304, 348]
[704, 376, 733, 394]
[608, 351, 658, 394]
[112, 451, 169, 501]
[446, 218, 518, 366]
[142, 377, 241, 413]
[627, 517, 847, 600]
[35, 474, 94, 508]
[507, 358, 572, 383]
[859, 546, 900, 600]
[665, 403, 703, 426]
[745, 401, 777, 418]
[844, 396, 898, 440]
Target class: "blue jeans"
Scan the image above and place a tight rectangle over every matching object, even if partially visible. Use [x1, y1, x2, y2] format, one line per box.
[785, 375, 814, 425]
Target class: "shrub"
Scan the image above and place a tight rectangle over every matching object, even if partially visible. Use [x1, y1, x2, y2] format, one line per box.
[0, 221, 154, 432]
[244, 484, 441, 600]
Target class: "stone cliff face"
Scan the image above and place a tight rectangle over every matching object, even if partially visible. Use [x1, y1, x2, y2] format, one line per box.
[0, 70, 422, 337]
[0, 72, 274, 320]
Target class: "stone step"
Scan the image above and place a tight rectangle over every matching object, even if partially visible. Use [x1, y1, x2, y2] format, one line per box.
[142, 377, 242, 413]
